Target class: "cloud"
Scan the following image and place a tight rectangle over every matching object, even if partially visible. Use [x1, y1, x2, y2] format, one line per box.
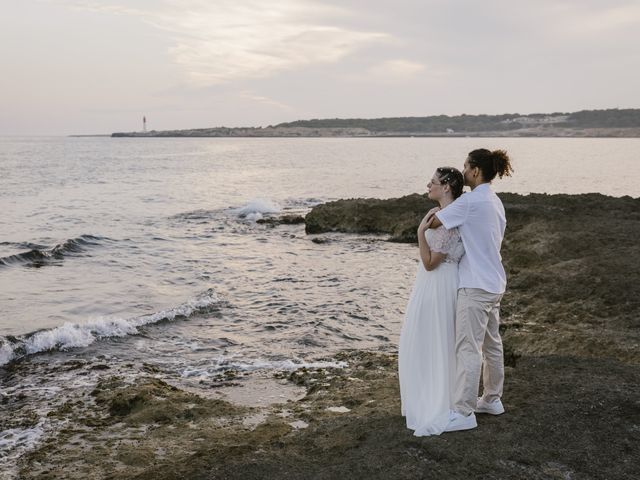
[367, 59, 428, 82]
[237, 91, 294, 111]
[55, 0, 391, 86]
[45, 0, 146, 16]
[533, 1, 640, 38]
[564, 3, 640, 34]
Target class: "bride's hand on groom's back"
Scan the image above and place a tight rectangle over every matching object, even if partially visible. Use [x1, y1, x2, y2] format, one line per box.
[418, 207, 440, 232]
[425, 207, 441, 225]
[426, 207, 440, 220]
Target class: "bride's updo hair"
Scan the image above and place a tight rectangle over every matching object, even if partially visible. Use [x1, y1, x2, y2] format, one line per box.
[468, 148, 514, 181]
[436, 167, 464, 199]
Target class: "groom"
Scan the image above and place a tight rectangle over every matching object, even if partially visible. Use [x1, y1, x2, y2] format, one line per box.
[427, 148, 513, 432]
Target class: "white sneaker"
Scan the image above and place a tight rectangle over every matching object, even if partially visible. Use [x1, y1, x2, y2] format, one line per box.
[444, 412, 477, 432]
[476, 397, 505, 415]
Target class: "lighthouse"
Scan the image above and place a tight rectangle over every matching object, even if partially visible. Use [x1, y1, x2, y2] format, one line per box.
[143, 116, 147, 133]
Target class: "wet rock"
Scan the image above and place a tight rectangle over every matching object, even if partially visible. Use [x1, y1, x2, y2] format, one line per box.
[62, 360, 87, 371]
[305, 193, 432, 242]
[141, 363, 161, 373]
[89, 364, 110, 371]
[311, 237, 331, 244]
[257, 215, 305, 226]
[91, 376, 246, 424]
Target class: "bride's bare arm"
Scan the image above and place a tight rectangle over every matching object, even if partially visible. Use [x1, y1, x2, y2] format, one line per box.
[425, 207, 442, 229]
[417, 219, 446, 271]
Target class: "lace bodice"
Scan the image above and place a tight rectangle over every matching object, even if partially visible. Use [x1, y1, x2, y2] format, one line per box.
[425, 227, 464, 264]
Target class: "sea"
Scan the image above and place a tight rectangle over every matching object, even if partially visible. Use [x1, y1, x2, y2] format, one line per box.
[1, 136, 639, 473]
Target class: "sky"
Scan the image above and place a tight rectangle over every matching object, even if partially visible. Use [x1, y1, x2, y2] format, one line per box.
[1, 0, 639, 135]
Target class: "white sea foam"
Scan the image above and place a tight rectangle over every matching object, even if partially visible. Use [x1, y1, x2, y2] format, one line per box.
[289, 420, 309, 429]
[0, 290, 221, 367]
[24, 323, 96, 354]
[0, 423, 45, 453]
[0, 344, 14, 366]
[0, 421, 45, 479]
[234, 198, 281, 218]
[245, 212, 264, 221]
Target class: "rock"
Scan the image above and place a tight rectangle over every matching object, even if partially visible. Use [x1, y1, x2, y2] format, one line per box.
[311, 237, 331, 244]
[91, 376, 245, 424]
[256, 215, 305, 226]
[305, 193, 433, 242]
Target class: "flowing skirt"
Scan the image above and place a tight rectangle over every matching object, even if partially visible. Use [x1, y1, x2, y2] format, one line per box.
[399, 261, 457, 436]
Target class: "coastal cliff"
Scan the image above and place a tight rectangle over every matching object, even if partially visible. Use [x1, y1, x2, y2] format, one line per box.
[111, 108, 640, 138]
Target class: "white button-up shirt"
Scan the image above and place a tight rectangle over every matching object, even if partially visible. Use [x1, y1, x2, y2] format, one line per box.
[436, 183, 507, 294]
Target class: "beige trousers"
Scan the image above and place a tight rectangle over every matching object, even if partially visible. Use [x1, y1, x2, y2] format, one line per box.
[453, 288, 504, 415]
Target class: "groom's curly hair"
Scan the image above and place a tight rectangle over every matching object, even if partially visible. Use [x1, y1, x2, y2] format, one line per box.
[468, 148, 514, 181]
[436, 167, 464, 199]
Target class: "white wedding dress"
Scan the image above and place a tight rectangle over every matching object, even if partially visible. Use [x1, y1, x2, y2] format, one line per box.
[399, 226, 465, 436]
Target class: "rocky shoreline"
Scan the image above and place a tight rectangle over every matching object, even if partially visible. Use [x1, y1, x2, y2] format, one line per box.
[10, 351, 639, 479]
[8, 192, 640, 479]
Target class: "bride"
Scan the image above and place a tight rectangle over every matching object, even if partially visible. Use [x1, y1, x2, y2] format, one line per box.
[399, 167, 465, 436]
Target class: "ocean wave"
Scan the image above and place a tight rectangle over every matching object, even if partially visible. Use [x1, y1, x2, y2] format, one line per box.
[171, 198, 298, 226]
[0, 241, 48, 250]
[172, 198, 282, 224]
[233, 198, 282, 221]
[0, 289, 223, 367]
[0, 234, 106, 268]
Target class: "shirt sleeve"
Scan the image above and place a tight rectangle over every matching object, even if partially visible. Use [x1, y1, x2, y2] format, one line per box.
[436, 194, 469, 229]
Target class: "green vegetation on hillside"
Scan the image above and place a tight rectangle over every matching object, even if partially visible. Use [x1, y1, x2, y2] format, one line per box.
[566, 109, 640, 128]
[275, 108, 640, 133]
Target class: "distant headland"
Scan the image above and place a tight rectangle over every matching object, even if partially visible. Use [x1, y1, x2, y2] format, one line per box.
[111, 108, 640, 138]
